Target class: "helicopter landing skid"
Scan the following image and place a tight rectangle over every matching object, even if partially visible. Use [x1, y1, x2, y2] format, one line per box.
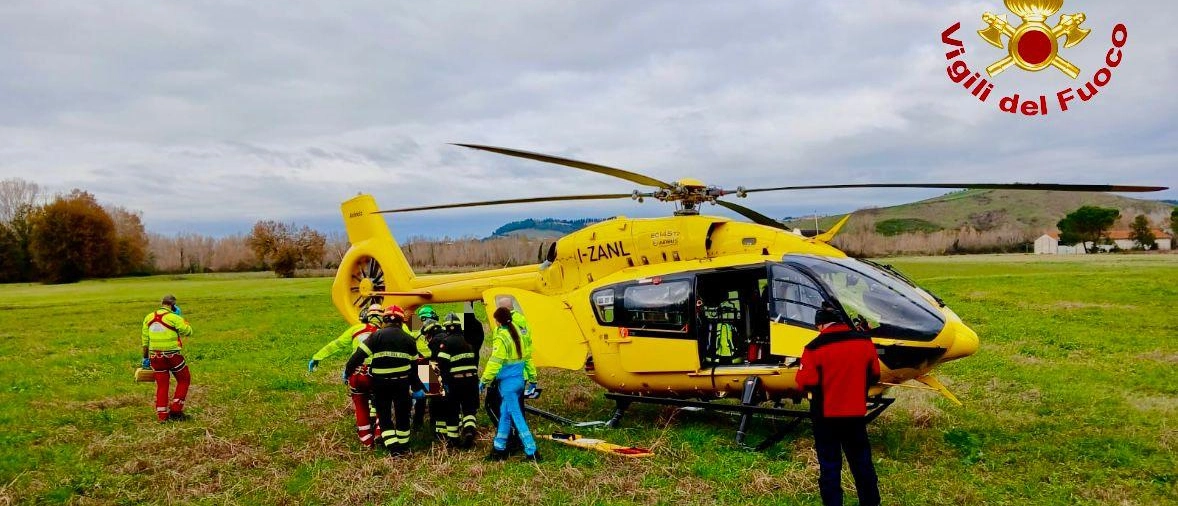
[603, 382, 895, 451]
[523, 404, 611, 429]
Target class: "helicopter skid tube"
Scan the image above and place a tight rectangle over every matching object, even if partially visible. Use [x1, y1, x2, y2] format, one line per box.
[603, 392, 895, 450]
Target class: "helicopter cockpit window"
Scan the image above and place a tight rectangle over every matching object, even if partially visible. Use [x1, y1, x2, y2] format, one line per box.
[622, 281, 691, 331]
[780, 255, 945, 341]
[591, 288, 615, 324]
[768, 266, 826, 328]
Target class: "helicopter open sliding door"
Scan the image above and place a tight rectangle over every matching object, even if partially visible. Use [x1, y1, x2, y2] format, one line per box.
[481, 288, 589, 370]
[766, 263, 828, 358]
[613, 278, 700, 373]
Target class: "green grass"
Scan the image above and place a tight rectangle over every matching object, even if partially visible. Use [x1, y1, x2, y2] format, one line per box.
[0, 255, 1176, 504]
[874, 218, 943, 236]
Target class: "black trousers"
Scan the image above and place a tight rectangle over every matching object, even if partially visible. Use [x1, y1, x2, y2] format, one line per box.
[813, 416, 880, 506]
[371, 377, 413, 451]
[447, 376, 480, 428]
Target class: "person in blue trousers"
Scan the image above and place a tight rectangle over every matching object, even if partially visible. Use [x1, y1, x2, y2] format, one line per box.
[481, 306, 540, 462]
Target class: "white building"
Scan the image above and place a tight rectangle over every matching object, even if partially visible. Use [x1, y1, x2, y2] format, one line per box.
[1034, 233, 1085, 254]
[1106, 229, 1173, 251]
[1035, 229, 1173, 254]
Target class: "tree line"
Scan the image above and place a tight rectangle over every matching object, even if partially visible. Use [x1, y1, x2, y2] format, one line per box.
[0, 178, 341, 283]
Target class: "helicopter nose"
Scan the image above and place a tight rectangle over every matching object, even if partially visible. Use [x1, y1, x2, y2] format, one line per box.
[942, 320, 979, 362]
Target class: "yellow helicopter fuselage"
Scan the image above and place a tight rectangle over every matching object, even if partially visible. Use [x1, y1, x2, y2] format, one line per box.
[332, 194, 978, 402]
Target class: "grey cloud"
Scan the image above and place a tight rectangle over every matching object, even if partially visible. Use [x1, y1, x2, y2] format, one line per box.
[0, 0, 1174, 238]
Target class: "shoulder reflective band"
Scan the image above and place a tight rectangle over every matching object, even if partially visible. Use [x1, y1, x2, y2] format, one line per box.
[357, 342, 373, 355]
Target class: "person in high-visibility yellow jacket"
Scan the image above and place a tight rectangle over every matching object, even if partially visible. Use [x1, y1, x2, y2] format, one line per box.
[482, 306, 540, 461]
[141, 294, 193, 422]
[308, 303, 386, 448]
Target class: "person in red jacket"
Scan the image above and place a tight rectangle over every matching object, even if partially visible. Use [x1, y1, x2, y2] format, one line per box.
[796, 306, 881, 506]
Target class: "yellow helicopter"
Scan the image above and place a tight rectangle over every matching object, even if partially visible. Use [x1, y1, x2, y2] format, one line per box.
[330, 144, 1166, 442]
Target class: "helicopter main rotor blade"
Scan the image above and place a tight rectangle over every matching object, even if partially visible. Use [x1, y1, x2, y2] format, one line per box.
[715, 200, 789, 230]
[374, 193, 636, 214]
[741, 183, 1168, 193]
[453, 143, 675, 190]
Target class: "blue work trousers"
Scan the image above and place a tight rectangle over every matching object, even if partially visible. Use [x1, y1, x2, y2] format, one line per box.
[492, 363, 536, 456]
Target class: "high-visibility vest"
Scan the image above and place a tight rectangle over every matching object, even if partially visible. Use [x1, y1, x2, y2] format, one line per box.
[141, 308, 192, 351]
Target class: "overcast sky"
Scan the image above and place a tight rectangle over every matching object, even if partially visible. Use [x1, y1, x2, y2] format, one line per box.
[1, 0, 1174, 239]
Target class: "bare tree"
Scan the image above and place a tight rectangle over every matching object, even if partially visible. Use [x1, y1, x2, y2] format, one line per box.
[0, 178, 42, 225]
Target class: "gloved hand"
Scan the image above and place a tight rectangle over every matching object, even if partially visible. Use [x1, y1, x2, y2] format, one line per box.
[341, 370, 349, 385]
[524, 382, 539, 399]
[307, 359, 319, 373]
[141, 358, 151, 369]
[411, 388, 426, 400]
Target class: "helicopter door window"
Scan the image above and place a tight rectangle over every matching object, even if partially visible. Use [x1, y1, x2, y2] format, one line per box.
[621, 281, 691, 335]
[591, 288, 616, 324]
[768, 265, 826, 328]
[780, 255, 945, 341]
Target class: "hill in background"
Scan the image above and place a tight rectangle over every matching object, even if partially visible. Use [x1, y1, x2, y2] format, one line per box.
[784, 190, 1174, 256]
[490, 217, 604, 239]
[785, 190, 1173, 234]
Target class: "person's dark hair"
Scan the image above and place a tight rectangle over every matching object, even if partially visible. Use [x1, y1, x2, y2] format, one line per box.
[493, 306, 522, 357]
[161, 294, 176, 307]
[814, 305, 840, 327]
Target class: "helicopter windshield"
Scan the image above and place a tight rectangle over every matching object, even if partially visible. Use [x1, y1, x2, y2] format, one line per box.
[773, 255, 945, 341]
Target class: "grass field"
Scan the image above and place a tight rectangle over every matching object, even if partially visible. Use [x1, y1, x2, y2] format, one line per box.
[0, 255, 1175, 505]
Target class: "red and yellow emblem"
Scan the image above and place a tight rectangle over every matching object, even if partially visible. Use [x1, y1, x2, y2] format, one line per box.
[978, 0, 1091, 78]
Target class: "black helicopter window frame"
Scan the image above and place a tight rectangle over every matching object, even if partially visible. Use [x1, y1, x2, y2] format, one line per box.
[767, 263, 835, 331]
[589, 277, 696, 339]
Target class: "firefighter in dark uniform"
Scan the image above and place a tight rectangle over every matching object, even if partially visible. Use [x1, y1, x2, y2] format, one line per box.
[419, 317, 451, 442]
[434, 312, 481, 448]
[344, 305, 425, 455]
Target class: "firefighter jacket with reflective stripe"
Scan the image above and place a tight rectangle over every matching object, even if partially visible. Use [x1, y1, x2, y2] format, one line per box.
[141, 308, 192, 351]
[432, 329, 478, 383]
[312, 323, 378, 363]
[481, 324, 536, 384]
[345, 327, 423, 390]
[795, 323, 880, 418]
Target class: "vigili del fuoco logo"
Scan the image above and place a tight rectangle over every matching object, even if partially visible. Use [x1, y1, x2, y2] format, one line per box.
[941, 0, 1126, 116]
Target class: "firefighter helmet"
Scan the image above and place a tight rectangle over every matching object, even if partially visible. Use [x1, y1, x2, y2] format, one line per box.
[442, 312, 462, 330]
[384, 305, 407, 323]
[416, 305, 438, 322]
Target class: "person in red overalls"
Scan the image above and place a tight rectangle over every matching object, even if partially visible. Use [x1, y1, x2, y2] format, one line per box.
[140, 295, 194, 422]
[308, 303, 387, 448]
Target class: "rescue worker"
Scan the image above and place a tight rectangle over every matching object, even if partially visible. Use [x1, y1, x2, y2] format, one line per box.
[484, 297, 530, 453]
[345, 305, 425, 456]
[433, 312, 480, 448]
[412, 305, 439, 431]
[482, 306, 540, 461]
[795, 307, 881, 506]
[307, 303, 385, 448]
[140, 294, 194, 422]
[419, 316, 456, 442]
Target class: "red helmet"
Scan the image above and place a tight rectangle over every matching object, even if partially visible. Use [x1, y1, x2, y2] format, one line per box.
[384, 305, 407, 322]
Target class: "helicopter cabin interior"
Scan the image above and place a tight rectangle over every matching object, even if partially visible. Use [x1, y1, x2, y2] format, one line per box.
[590, 264, 784, 370]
